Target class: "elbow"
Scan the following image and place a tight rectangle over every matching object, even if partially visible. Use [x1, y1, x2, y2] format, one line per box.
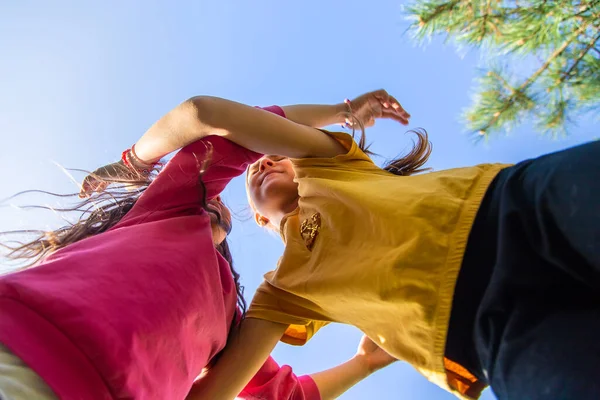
[184, 95, 212, 122]
[183, 96, 227, 135]
[185, 95, 212, 109]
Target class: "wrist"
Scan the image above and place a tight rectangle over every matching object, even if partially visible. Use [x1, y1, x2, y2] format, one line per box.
[130, 143, 161, 166]
[121, 146, 157, 176]
[334, 102, 350, 125]
[349, 354, 373, 378]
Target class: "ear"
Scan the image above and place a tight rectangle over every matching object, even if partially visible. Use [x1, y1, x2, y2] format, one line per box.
[254, 212, 270, 227]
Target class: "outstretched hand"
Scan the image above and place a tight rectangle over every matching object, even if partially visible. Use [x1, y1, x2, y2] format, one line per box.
[348, 89, 410, 128]
[79, 161, 149, 198]
[355, 335, 397, 374]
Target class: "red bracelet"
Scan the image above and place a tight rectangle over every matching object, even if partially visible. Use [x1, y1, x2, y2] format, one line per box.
[121, 149, 132, 167]
[121, 146, 155, 176]
[130, 144, 152, 166]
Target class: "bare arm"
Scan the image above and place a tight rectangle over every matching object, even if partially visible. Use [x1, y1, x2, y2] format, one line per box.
[309, 351, 374, 397]
[187, 318, 287, 400]
[187, 318, 396, 400]
[310, 335, 396, 399]
[133, 89, 409, 163]
[80, 90, 408, 197]
[133, 96, 347, 164]
[79, 99, 344, 197]
[282, 90, 410, 129]
[281, 103, 347, 128]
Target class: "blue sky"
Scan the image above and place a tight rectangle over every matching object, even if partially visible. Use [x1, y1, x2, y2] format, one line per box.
[0, 1, 596, 399]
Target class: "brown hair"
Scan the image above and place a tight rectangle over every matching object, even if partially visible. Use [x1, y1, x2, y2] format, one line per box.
[1, 159, 247, 315]
[347, 113, 432, 176]
[246, 113, 432, 228]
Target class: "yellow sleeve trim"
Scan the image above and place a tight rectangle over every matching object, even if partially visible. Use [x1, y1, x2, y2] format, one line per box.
[246, 307, 329, 346]
[291, 130, 373, 166]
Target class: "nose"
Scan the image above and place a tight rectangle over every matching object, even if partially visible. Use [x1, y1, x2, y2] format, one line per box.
[259, 158, 275, 172]
[215, 195, 222, 203]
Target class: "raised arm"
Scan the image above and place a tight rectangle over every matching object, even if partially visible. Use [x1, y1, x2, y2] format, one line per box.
[187, 318, 396, 400]
[281, 103, 348, 128]
[281, 89, 410, 129]
[133, 89, 409, 164]
[79, 89, 411, 196]
[80, 98, 350, 197]
[79, 90, 410, 197]
[133, 96, 347, 164]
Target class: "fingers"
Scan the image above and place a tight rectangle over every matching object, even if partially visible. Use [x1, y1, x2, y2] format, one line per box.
[386, 95, 410, 119]
[373, 90, 411, 122]
[350, 89, 411, 127]
[381, 108, 409, 125]
[78, 176, 110, 198]
[79, 176, 94, 198]
[96, 181, 109, 193]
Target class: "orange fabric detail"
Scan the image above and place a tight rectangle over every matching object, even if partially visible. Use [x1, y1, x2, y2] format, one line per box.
[444, 357, 487, 399]
[284, 327, 307, 342]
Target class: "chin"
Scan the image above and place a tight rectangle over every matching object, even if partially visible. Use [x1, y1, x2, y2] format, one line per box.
[263, 177, 294, 193]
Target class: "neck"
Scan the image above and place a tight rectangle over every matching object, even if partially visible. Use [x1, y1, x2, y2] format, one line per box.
[269, 198, 299, 228]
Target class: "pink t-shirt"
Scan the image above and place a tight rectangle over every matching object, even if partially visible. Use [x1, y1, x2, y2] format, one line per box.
[0, 106, 320, 400]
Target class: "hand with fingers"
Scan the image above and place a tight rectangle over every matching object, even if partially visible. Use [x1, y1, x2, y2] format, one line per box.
[78, 161, 149, 198]
[346, 89, 410, 128]
[355, 335, 398, 374]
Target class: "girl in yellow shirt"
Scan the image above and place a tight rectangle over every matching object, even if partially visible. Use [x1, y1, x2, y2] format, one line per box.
[183, 92, 599, 400]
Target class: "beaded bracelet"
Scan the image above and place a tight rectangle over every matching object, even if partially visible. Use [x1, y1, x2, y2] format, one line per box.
[121, 145, 156, 176]
[343, 98, 353, 128]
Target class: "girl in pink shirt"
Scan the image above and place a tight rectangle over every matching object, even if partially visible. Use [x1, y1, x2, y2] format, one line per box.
[0, 91, 403, 400]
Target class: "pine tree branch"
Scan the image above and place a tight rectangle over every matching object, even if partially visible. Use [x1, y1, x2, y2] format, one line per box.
[523, 22, 591, 87]
[480, 0, 492, 41]
[477, 95, 519, 135]
[478, 21, 592, 133]
[418, 0, 461, 25]
[568, 0, 600, 19]
[490, 71, 514, 93]
[409, 0, 599, 137]
[563, 32, 600, 79]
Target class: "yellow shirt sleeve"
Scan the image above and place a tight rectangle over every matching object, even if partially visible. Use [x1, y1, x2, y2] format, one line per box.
[247, 280, 330, 346]
[321, 130, 372, 163]
[291, 130, 379, 174]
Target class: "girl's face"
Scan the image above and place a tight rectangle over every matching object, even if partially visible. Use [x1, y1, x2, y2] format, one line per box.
[207, 196, 231, 245]
[247, 156, 299, 227]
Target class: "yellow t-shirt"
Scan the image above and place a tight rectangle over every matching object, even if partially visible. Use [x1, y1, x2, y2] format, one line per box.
[247, 131, 509, 399]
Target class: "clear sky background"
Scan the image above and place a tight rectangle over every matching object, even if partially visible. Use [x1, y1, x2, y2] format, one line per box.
[0, 1, 596, 399]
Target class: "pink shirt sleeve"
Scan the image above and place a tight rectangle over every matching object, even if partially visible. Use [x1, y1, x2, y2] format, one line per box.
[132, 136, 261, 213]
[258, 105, 286, 118]
[238, 356, 321, 400]
[131, 105, 285, 214]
